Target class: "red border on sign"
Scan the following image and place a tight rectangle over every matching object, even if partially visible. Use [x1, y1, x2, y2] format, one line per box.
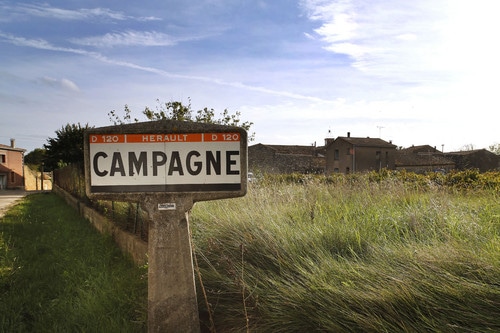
[89, 133, 241, 144]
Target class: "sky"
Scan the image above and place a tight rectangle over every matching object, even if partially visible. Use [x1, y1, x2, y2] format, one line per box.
[1, 0, 499, 153]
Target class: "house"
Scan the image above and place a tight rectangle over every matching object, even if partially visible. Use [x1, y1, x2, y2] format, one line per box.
[395, 145, 455, 173]
[325, 133, 397, 174]
[248, 143, 325, 174]
[249, 134, 499, 176]
[445, 149, 500, 172]
[0, 139, 26, 190]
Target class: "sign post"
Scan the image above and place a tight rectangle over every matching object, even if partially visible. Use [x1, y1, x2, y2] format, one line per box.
[84, 120, 247, 333]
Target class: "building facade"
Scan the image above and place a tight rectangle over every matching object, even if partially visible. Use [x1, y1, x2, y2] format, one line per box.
[248, 134, 499, 176]
[0, 139, 26, 190]
[325, 133, 397, 174]
[248, 144, 325, 174]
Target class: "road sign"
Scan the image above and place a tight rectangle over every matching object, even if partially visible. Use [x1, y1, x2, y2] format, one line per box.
[84, 120, 247, 201]
[89, 132, 242, 192]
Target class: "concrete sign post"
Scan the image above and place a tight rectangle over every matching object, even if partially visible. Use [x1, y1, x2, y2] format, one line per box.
[143, 193, 199, 332]
[84, 120, 247, 333]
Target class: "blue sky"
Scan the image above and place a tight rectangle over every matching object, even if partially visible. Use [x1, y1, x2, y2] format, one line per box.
[1, 0, 499, 153]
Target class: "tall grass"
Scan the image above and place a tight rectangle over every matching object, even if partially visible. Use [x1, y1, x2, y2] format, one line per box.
[191, 172, 500, 332]
[0, 193, 147, 332]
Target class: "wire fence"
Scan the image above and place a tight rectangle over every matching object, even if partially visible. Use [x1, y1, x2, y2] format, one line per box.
[53, 163, 149, 241]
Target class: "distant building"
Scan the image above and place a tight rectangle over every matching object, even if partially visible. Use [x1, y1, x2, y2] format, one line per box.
[325, 133, 397, 174]
[395, 145, 455, 173]
[0, 139, 25, 190]
[248, 133, 500, 176]
[445, 149, 500, 172]
[248, 143, 325, 174]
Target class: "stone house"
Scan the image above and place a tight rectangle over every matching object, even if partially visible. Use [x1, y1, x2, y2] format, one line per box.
[445, 149, 500, 172]
[325, 133, 397, 174]
[249, 135, 499, 176]
[248, 143, 325, 174]
[395, 145, 455, 173]
[0, 139, 25, 190]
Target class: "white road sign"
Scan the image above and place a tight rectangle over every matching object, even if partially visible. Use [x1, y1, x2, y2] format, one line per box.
[88, 132, 242, 193]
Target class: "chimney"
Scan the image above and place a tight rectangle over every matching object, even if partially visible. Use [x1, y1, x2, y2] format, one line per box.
[347, 132, 350, 138]
[10, 138, 15, 148]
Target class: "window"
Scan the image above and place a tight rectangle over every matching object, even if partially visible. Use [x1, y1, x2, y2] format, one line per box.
[376, 151, 381, 160]
[334, 168, 339, 173]
[10, 172, 15, 183]
[346, 167, 350, 174]
[334, 149, 339, 160]
[0, 154, 5, 163]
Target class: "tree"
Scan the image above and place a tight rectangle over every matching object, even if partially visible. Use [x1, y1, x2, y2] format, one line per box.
[24, 148, 46, 170]
[489, 143, 500, 155]
[460, 144, 475, 151]
[108, 99, 255, 140]
[143, 100, 192, 122]
[44, 123, 92, 170]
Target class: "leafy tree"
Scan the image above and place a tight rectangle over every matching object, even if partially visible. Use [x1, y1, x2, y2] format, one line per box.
[143, 100, 192, 122]
[44, 123, 92, 170]
[108, 99, 255, 140]
[489, 143, 500, 155]
[24, 148, 46, 170]
[460, 144, 475, 151]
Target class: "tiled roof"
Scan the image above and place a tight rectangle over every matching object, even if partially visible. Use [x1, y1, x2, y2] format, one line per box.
[253, 144, 323, 156]
[395, 151, 455, 167]
[0, 144, 25, 152]
[446, 149, 493, 156]
[401, 145, 441, 154]
[336, 137, 397, 148]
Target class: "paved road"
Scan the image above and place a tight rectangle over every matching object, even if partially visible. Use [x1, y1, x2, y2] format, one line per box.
[0, 190, 28, 218]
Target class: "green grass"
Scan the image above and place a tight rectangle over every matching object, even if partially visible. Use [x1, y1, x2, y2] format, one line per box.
[4, 171, 499, 332]
[191, 174, 500, 332]
[0, 193, 147, 332]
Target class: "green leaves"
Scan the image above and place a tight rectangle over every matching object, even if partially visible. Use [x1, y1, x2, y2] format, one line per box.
[109, 98, 255, 140]
[44, 123, 92, 170]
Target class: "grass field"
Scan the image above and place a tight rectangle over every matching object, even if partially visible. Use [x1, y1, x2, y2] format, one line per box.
[191, 172, 500, 332]
[1, 170, 499, 332]
[0, 193, 147, 332]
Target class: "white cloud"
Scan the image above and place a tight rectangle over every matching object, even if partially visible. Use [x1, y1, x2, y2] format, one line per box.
[1, 3, 160, 22]
[323, 42, 368, 59]
[0, 31, 93, 55]
[302, 0, 500, 84]
[71, 31, 179, 47]
[60, 78, 80, 92]
[303, 32, 315, 40]
[396, 33, 417, 41]
[1, 32, 333, 103]
[38, 77, 80, 92]
[300, 0, 444, 77]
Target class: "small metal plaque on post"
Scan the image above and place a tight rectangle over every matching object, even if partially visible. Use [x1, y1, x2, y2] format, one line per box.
[84, 120, 247, 333]
[158, 202, 176, 210]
